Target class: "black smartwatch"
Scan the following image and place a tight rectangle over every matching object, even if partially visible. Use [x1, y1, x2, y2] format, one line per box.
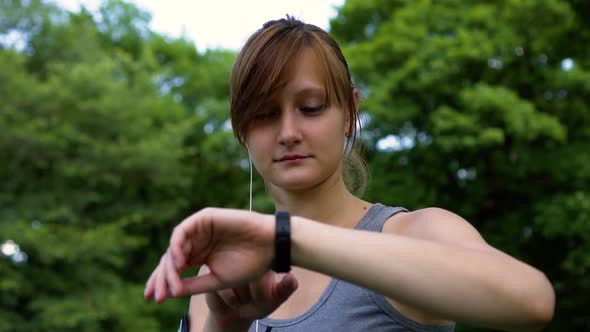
[272, 211, 291, 273]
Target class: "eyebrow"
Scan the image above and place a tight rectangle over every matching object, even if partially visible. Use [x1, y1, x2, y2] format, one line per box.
[261, 86, 325, 109]
[293, 87, 325, 98]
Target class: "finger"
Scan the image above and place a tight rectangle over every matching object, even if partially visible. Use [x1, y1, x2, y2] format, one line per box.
[155, 255, 169, 303]
[169, 208, 216, 269]
[217, 288, 240, 309]
[205, 291, 231, 313]
[169, 264, 210, 298]
[271, 273, 298, 306]
[234, 285, 252, 305]
[177, 271, 224, 295]
[250, 271, 275, 303]
[144, 266, 158, 299]
[170, 228, 194, 271]
[169, 227, 187, 271]
[165, 248, 183, 297]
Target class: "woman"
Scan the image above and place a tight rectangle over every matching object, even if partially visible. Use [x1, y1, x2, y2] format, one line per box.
[144, 16, 555, 332]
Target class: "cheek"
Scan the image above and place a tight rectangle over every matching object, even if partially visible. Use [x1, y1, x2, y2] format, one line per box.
[245, 128, 266, 151]
[245, 135, 271, 169]
[311, 126, 346, 161]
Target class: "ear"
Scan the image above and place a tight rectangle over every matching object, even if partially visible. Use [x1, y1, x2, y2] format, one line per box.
[353, 87, 360, 109]
[345, 88, 360, 138]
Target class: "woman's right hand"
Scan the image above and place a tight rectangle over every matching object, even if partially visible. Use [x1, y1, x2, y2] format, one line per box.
[201, 265, 298, 330]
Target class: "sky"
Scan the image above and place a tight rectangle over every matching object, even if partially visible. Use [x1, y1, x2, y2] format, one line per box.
[56, 0, 345, 52]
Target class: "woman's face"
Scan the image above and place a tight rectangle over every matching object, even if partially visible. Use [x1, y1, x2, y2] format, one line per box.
[245, 47, 349, 192]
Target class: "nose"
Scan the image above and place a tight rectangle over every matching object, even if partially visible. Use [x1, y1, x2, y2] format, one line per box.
[277, 109, 302, 147]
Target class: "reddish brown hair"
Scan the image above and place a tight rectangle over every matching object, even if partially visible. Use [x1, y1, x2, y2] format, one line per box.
[230, 16, 368, 195]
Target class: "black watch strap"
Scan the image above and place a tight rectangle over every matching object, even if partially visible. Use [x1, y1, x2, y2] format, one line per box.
[272, 211, 291, 273]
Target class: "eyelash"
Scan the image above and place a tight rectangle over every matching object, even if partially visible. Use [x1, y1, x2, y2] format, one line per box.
[254, 111, 278, 120]
[254, 105, 325, 121]
[301, 105, 325, 114]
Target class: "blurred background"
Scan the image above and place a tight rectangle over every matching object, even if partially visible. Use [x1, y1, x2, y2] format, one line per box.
[1, 0, 588, 331]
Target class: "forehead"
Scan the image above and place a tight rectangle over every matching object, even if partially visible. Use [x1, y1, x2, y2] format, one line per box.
[274, 47, 327, 97]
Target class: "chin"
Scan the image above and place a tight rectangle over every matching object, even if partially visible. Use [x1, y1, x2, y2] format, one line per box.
[264, 163, 341, 192]
[271, 173, 330, 192]
[276, 179, 318, 192]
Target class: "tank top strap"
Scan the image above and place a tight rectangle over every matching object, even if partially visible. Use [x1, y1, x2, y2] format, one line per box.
[355, 203, 409, 232]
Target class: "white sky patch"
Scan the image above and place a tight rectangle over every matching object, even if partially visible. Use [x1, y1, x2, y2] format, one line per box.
[377, 134, 416, 152]
[1, 240, 19, 256]
[1, 240, 28, 264]
[561, 58, 574, 71]
[55, 0, 345, 52]
[377, 135, 402, 151]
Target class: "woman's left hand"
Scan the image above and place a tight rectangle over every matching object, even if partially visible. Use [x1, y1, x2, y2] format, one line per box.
[144, 208, 275, 303]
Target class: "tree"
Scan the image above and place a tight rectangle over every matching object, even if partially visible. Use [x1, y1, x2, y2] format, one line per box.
[331, 0, 589, 330]
[0, 0, 242, 330]
[2, 0, 588, 330]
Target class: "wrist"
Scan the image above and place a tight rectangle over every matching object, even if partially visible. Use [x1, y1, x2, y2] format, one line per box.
[289, 216, 329, 273]
[289, 216, 307, 269]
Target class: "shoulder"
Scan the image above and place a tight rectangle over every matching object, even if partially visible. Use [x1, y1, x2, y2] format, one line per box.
[384, 206, 497, 253]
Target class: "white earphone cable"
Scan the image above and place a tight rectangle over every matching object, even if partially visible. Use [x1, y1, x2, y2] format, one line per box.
[247, 149, 260, 332]
[248, 149, 253, 212]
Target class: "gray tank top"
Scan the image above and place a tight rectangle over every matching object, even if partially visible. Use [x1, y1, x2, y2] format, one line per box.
[248, 203, 456, 332]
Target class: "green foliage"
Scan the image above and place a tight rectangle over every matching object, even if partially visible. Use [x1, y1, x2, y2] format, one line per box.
[0, 0, 243, 331]
[332, 0, 589, 330]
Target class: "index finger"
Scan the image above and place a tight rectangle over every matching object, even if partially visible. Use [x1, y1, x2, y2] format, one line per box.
[169, 208, 216, 269]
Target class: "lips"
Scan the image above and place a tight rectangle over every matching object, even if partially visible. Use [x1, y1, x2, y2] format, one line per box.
[275, 154, 310, 162]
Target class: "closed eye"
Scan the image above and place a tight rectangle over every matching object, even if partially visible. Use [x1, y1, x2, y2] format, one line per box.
[254, 110, 279, 121]
[301, 105, 325, 114]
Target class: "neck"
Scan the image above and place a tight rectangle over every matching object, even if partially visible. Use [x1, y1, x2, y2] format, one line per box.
[268, 169, 370, 228]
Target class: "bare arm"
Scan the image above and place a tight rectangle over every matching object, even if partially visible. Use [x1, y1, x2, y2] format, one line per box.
[146, 208, 554, 332]
[188, 293, 208, 332]
[291, 208, 555, 331]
